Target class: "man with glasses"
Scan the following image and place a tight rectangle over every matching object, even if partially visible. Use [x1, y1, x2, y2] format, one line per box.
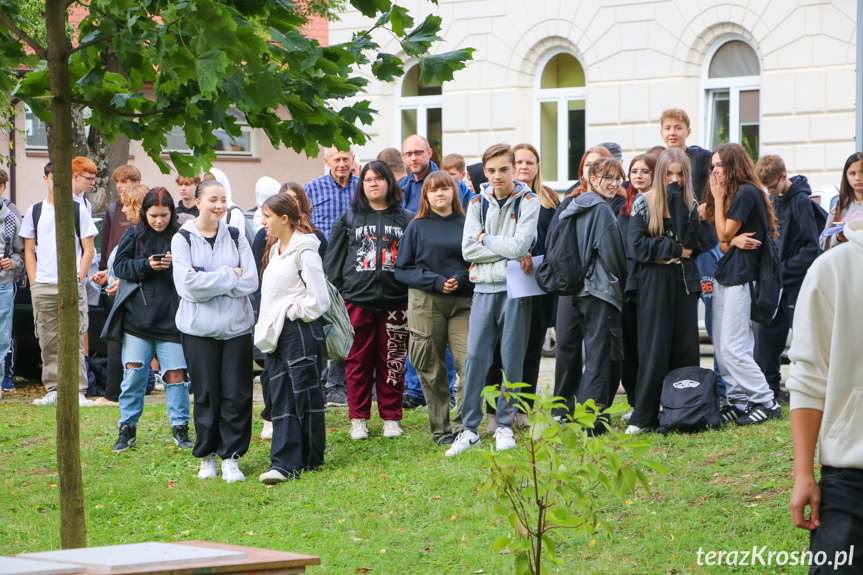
[71, 157, 96, 215]
[399, 135, 439, 213]
[305, 145, 359, 408]
[754, 155, 821, 404]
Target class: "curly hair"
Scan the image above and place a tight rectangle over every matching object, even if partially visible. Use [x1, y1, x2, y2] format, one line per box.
[705, 143, 777, 237]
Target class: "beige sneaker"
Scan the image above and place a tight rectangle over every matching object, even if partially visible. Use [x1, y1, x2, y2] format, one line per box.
[382, 420, 402, 438]
[350, 418, 369, 440]
[261, 420, 273, 440]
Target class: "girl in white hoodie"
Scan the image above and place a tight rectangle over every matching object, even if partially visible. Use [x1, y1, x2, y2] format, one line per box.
[255, 193, 330, 483]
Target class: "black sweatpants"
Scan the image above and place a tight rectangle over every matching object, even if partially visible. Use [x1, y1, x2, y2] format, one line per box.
[182, 333, 253, 460]
[552, 296, 622, 419]
[756, 287, 798, 397]
[264, 318, 326, 477]
[105, 340, 123, 402]
[630, 265, 700, 429]
[620, 298, 638, 407]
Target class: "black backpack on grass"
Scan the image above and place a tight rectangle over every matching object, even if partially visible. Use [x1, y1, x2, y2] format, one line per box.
[657, 367, 721, 433]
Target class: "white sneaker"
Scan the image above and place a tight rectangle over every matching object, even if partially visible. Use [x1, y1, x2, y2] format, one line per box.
[494, 426, 516, 451]
[221, 456, 245, 483]
[79, 393, 97, 407]
[382, 420, 402, 438]
[33, 391, 58, 406]
[621, 410, 634, 423]
[261, 420, 273, 440]
[198, 454, 218, 480]
[445, 430, 481, 457]
[625, 425, 643, 435]
[350, 419, 368, 440]
[259, 469, 292, 484]
[153, 372, 165, 392]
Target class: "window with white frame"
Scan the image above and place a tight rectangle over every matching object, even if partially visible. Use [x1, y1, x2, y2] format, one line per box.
[398, 63, 442, 161]
[24, 105, 48, 149]
[703, 39, 761, 160]
[164, 107, 257, 157]
[535, 51, 586, 188]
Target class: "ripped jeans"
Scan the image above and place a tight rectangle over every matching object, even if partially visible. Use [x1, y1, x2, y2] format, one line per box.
[118, 333, 189, 428]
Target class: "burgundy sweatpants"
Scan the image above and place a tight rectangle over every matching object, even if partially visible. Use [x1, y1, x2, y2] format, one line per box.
[345, 303, 408, 421]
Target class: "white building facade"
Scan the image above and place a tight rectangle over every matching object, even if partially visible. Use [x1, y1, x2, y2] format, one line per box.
[333, 0, 859, 191]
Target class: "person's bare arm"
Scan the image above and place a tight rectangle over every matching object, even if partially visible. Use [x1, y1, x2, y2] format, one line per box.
[789, 408, 823, 531]
[24, 238, 37, 285]
[79, 236, 95, 282]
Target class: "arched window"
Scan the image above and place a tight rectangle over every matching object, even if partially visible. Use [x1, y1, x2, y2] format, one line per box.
[703, 39, 761, 159]
[535, 51, 586, 187]
[398, 63, 443, 161]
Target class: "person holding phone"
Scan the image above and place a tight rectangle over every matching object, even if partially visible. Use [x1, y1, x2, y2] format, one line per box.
[103, 188, 190, 452]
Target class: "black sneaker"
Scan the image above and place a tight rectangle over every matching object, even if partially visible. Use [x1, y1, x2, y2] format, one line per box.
[720, 404, 746, 424]
[172, 424, 193, 449]
[402, 394, 426, 409]
[735, 402, 782, 426]
[112, 424, 136, 452]
[437, 435, 455, 446]
[326, 386, 348, 407]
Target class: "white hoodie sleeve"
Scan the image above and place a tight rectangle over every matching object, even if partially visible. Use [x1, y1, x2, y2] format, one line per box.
[288, 248, 331, 322]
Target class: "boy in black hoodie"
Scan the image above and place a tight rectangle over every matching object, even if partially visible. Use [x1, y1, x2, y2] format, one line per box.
[755, 155, 821, 402]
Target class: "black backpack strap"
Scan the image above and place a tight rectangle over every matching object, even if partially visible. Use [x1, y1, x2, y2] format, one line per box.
[179, 229, 192, 246]
[73, 201, 82, 251]
[32, 201, 43, 246]
[228, 225, 240, 250]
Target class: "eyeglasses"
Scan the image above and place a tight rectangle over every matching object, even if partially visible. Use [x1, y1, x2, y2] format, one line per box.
[363, 177, 386, 185]
[601, 177, 624, 184]
[75, 173, 96, 182]
[765, 175, 785, 192]
[402, 149, 429, 158]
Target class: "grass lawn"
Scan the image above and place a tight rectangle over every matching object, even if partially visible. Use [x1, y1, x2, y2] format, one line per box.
[0, 380, 808, 574]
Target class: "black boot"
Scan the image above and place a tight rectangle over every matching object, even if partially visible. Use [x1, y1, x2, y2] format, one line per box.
[112, 424, 137, 452]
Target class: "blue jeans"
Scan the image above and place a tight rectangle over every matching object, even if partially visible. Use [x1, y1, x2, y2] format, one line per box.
[696, 245, 727, 398]
[119, 333, 189, 427]
[404, 348, 456, 399]
[0, 283, 13, 377]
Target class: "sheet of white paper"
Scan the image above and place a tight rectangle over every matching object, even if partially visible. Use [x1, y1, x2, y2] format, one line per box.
[506, 255, 545, 299]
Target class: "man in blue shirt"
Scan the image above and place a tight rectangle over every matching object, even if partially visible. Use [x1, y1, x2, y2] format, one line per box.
[305, 146, 359, 241]
[305, 145, 359, 407]
[399, 135, 439, 213]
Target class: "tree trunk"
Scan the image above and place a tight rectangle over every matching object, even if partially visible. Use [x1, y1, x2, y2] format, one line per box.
[45, 0, 88, 550]
[86, 128, 129, 214]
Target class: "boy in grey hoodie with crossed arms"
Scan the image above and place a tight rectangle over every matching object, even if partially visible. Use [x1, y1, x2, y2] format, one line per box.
[446, 144, 539, 457]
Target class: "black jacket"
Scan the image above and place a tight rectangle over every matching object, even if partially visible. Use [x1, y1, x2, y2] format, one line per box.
[325, 206, 412, 311]
[394, 212, 472, 297]
[627, 182, 702, 294]
[771, 175, 821, 289]
[101, 226, 181, 343]
[687, 145, 719, 250]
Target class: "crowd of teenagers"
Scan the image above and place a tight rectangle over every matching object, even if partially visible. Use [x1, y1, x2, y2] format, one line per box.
[2, 107, 862, 487]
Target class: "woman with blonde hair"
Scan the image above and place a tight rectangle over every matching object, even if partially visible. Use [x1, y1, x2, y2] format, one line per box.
[626, 148, 701, 433]
[395, 171, 471, 445]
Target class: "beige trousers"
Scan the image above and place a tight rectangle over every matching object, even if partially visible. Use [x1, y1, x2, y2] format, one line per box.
[31, 281, 89, 392]
[406, 288, 471, 441]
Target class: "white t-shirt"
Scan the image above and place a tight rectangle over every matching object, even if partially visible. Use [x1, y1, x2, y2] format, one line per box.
[20, 201, 98, 284]
[73, 193, 93, 215]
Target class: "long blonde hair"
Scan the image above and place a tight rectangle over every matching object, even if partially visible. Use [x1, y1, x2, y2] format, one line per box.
[646, 148, 695, 238]
[512, 143, 560, 209]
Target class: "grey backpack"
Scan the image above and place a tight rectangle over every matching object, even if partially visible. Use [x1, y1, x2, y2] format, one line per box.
[295, 245, 354, 361]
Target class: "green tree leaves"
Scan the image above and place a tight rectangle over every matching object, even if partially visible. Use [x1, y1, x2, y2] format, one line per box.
[0, 0, 473, 171]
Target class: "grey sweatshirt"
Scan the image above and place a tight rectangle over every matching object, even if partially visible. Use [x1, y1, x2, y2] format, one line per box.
[461, 180, 540, 293]
[171, 220, 259, 339]
[0, 201, 24, 285]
